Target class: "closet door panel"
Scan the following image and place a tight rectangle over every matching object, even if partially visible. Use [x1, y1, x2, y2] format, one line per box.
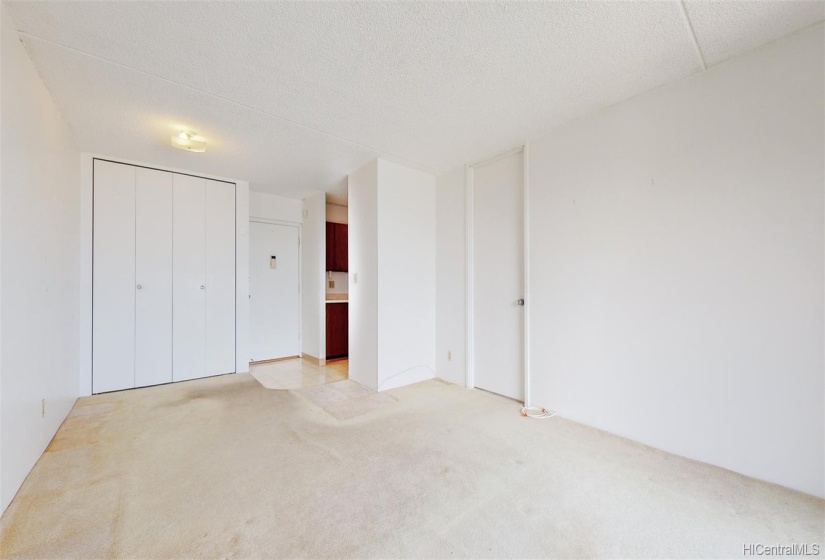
[93, 160, 136, 393]
[173, 174, 206, 382]
[135, 167, 173, 388]
[205, 180, 236, 375]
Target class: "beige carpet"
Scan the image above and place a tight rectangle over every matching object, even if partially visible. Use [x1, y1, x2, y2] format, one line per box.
[298, 379, 397, 421]
[1, 373, 822, 559]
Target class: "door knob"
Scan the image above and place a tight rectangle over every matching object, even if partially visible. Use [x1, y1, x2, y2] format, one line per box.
[136, 285, 142, 290]
[517, 299, 525, 306]
[200, 285, 205, 290]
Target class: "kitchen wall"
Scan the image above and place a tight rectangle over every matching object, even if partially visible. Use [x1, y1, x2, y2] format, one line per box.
[326, 272, 348, 295]
[326, 202, 348, 225]
[325, 202, 349, 296]
[1, 5, 81, 512]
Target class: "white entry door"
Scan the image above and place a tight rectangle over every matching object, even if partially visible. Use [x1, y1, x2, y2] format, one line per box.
[473, 149, 525, 401]
[249, 222, 300, 362]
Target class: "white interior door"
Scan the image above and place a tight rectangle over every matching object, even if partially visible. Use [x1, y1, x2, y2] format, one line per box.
[93, 160, 136, 393]
[205, 180, 236, 376]
[473, 150, 525, 401]
[249, 222, 300, 362]
[135, 167, 173, 388]
[173, 174, 206, 382]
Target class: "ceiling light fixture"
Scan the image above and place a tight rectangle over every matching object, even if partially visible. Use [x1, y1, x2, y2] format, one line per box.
[171, 130, 207, 152]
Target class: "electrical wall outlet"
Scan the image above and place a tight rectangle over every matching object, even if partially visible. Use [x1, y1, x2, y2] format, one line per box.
[328, 279, 335, 288]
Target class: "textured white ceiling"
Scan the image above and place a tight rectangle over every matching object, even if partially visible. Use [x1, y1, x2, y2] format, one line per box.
[5, 1, 823, 200]
[683, 0, 825, 65]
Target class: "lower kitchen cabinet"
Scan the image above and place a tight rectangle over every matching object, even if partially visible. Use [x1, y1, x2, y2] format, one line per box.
[326, 303, 348, 359]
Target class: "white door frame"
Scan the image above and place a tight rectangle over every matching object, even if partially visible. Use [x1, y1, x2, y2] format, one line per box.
[248, 217, 303, 362]
[465, 142, 531, 406]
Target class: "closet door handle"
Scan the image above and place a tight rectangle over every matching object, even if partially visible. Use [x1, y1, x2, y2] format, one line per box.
[136, 285, 142, 290]
[200, 285, 205, 290]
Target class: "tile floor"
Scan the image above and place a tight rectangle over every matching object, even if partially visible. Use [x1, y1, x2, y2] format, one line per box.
[250, 357, 395, 420]
[250, 357, 348, 390]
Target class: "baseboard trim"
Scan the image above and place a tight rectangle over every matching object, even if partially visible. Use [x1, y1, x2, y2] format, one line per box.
[302, 353, 326, 366]
[250, 355, 300, 366]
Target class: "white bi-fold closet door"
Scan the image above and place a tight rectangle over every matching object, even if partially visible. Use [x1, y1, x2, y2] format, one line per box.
[172, 174, 236, 382]
[135, 166, 173, 388]
[93, 160, 236, 394]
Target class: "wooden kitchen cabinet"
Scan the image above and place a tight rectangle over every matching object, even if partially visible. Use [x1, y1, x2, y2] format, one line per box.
[326, 222, 348, 272]
[326, 302, 348, 359]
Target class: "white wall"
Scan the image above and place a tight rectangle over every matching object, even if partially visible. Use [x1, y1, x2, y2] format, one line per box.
[435, 167, 466, 386]
[1, 6, 80, 512]
[376, 159, 436, 390]
[250, 191, 301, 223]
[301, 192, 326, 360]
[235, 184, 250, 374]
[347, 162, 378, 388]
[348, 159, 436, 391]
[528, 24, 824, 497]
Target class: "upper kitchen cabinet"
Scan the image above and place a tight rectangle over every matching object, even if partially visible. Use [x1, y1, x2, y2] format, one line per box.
[326, 222, 348, 272]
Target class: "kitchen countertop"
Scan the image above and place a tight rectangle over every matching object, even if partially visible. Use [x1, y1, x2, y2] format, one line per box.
[326, 299, 348, 304]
